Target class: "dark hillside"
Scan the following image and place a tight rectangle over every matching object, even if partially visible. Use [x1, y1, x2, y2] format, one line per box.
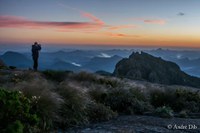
[113, 52, 200, 88]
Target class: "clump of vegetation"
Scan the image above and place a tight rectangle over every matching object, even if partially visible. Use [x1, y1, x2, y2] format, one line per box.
[72, 71, 97, 82]
[89, 87, 151, 115]
[97, 77, 120, 88]
[155, 106, 174, 118]
[14, 79, 62, 131]
[2, 69, 200, 132]
[173, 89, 200, 112]
[56, 83, 88, 128]
[178, 110, 188, 118]
[86, 103, 117, 122]
[0, 88, 40, 133]
[72, 71, 120, 88]
[0, 60, 7, 69]
[150, 89, 176, 108]
[42, 70, 72, 82]
[150, 88, 200, 113]
[11, 71, 39, 83]
[6, 120, 24, 133]
[9, 66, 17, 70]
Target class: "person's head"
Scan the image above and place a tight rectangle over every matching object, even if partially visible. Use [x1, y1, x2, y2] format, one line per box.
[34, 42, 38, 45]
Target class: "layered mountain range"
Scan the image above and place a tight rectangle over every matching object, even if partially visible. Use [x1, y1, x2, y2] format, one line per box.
[0, 48, 200, 77]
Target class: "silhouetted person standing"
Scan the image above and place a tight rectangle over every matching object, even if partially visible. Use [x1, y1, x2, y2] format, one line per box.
[32, 42, 41, 71]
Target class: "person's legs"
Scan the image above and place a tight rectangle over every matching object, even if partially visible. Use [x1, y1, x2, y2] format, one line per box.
[33, 57, 38, 71]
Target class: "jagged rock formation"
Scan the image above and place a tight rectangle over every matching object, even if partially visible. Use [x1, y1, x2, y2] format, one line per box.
[113, 52, 200, 88]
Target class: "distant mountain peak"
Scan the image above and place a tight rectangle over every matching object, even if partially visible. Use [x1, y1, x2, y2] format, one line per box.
[0, 51, 31, 68]
[114, 52, 200, 88]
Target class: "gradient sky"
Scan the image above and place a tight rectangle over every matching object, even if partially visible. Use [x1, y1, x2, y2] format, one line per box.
[0, 0, 200, 48]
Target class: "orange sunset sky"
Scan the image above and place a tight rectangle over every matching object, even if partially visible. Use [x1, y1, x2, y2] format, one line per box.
[0, 0, 200, 48]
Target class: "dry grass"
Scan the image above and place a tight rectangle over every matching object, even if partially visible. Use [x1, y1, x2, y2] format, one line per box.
[14, 78, 63, 130]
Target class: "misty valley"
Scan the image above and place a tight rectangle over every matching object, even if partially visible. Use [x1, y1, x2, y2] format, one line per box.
[1, 48, 200, 78]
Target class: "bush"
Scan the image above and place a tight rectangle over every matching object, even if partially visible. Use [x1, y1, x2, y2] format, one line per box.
[89, 88, 150, 115]
[42, 70, 72, 82]
[150, 89, 200, 113]
[14, 79, 62, 131]
[5, 120, 24, 133]
[72, 71, 97, 82]
[10, 71, 40, 83]
[131, 99, 153, 115]
[88, 88, 107, 103]
[56, 84, 88, 128]
[129, 88, 147, 101]
[150, 89, 176, 108]
[178, 110, 188, 118]
[174, 89, 200, 112]
[155, 106, 174, 118]
[0, 89, 39, 133]
[97, 78, 120, 88]
[72, 72, 120, 88]
[86, 103, 117, 122]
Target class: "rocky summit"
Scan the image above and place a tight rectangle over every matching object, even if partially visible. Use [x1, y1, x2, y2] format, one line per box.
[113, 52, 200, 88]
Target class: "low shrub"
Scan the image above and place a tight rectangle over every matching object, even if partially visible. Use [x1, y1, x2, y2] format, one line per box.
[72, 71, 97, 82]
[14, 79, 62, 131]
[0, 88, 39, 133]
[90, 88, 150, 115]
[178, 110, 188, 118]
[9, 66, 17, 69]
[155, 106, 174, 118]
[73, 72, 120, 88]
[173, 89, 200, 112]
[42, 70, 72, 82]
[56, 84, 88, 128]
[5, 120, 24, 133]
[86, 103, 117, 122]
[131, 99, 153, 115]
[150, 89, 200, 113]
[98, 78, 120, 88]
[88, 88, 107, 103]
[129, 88, 147, 101]
[10, 71, 39, 83]
[150, 89, 176, 108]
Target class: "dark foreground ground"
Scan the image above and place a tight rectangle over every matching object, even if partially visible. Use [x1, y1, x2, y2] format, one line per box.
[66, 115, 200, 133]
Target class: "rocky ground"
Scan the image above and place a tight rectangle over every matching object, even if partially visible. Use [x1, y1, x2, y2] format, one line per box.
[67, 115, 200, 133]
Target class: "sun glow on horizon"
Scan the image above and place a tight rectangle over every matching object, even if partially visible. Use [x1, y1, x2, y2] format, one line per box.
[0, 0, 200, 48]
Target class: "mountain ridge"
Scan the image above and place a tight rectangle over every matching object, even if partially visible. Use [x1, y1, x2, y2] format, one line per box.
[113, 51, 200, 88]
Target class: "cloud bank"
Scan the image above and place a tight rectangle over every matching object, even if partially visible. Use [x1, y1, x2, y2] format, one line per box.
[0, 15, 102, 31]
[0, 10, 139, 38]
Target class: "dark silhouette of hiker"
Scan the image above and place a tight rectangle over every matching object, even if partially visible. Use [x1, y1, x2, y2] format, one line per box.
[32, 42, 41, 71]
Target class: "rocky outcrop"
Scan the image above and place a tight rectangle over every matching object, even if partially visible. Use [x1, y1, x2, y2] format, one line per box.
[113, 52, 200, 88]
